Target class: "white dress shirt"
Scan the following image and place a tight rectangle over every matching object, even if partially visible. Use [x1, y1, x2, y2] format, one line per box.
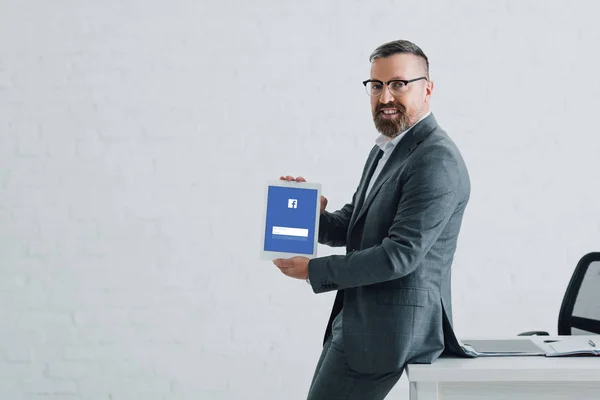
[364, 111, 431, 198]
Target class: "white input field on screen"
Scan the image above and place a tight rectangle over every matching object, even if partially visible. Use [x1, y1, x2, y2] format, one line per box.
[272, 226, 309, 238]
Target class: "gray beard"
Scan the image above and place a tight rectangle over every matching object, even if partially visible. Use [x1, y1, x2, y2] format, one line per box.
[373, 112, 411, 138]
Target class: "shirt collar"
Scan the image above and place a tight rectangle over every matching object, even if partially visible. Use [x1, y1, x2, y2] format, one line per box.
[375, 110, 431, 151]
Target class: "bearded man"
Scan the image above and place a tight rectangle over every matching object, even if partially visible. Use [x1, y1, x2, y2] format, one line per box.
[274, 39, 472, 400]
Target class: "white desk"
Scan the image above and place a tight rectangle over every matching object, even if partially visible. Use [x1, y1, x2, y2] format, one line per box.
[406, 335, 600, 400]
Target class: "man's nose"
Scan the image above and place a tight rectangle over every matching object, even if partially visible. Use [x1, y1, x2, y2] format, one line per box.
[379, 84, 394, 104]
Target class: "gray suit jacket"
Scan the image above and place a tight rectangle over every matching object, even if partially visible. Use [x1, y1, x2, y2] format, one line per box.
[307, 113, 473, 374]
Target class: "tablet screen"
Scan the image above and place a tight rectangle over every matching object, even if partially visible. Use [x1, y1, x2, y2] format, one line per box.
[263, 185, 319, 255]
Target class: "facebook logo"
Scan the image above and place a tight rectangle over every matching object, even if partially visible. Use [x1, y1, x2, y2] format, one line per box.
[288, 199, 298, 209]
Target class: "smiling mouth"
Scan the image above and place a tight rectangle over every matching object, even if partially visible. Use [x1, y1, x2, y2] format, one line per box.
[379, 108, 400, 117]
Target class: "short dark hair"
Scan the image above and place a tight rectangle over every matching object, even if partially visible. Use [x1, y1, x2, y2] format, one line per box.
[369, 40, 430, 78]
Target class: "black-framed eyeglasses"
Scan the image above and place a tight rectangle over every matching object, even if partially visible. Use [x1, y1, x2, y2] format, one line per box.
[362, 77, 428, 96]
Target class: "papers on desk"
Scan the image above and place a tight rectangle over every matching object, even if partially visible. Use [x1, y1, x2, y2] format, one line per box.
[459, 337, 600, 357]
[545, 337, 600, 357]
[460, 339, 546, 357]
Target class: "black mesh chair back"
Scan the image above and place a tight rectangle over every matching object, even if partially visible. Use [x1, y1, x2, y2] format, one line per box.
[557, 252, 600, 335]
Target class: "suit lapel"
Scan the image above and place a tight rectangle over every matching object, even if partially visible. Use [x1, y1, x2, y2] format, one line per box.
[346, 147, 382, 243]
[354, 147, 383, 212]
[350, 113, 439, 234]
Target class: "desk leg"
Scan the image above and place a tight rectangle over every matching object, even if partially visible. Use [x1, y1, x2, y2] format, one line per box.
[409, 382, 438, 400]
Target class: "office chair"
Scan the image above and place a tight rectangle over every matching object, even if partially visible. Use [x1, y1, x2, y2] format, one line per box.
[519, 251, 600, 336]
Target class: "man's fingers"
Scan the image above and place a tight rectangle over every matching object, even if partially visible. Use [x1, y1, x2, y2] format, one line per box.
[278, 176, 307, 182]
[274, 260, 294, 277]
[273, 258, 295, 269]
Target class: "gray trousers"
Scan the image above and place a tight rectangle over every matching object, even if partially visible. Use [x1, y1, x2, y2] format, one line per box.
[306, 309, 404, 400]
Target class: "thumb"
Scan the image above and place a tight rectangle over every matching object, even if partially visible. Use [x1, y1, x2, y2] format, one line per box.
[320, 196, 328, 212]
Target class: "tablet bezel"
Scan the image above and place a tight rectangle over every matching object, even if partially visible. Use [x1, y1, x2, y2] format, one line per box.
[260, 180, 321, 261]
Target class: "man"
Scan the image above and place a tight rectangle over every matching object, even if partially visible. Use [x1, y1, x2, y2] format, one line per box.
[274, 39, 471, 400]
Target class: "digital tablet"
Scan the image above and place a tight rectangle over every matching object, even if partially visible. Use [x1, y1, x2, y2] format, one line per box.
[260, 180, 321, 260]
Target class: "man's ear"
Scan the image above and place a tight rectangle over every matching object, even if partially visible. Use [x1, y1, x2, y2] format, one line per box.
[424, 80, 434, 103]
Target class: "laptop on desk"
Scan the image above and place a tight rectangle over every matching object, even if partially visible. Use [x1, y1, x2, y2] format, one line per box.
[460, 339, 546, 357]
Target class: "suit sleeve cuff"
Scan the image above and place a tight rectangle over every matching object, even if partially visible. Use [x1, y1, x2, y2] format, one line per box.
[307, 257, 339, 293]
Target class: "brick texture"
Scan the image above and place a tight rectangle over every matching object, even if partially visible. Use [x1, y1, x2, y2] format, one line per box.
[1, 1, 600, 399]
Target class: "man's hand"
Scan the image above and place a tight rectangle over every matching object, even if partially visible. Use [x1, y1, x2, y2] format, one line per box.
[279, 175, 328, 214]
[273, 256, 310, 280]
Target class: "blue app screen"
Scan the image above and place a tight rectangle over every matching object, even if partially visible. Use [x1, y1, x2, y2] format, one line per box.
[264, 186, 318, 255]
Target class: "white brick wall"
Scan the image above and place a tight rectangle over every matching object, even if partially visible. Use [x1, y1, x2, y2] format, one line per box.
[1, 0, 600, 399]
